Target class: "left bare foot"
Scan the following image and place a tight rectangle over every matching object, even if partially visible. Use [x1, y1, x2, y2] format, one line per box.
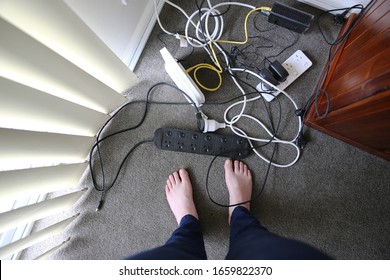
[165, 169, 198, 224]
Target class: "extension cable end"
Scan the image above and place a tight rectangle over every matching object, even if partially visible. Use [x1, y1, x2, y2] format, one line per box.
[96, 200, 104, 212]
[196, 112, 226, 133]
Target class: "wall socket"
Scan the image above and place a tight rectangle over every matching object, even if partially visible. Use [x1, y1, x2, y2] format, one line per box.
[256, 50, 313, 102]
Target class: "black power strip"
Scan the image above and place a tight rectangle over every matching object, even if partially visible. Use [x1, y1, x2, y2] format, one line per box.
[154, 128, 251, 159]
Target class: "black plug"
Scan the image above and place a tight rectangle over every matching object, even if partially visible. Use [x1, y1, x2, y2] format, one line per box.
[259, 68, 279, 90]
[295, 132, 307, 149]
[295, 108, 306, 117]
[196, 112, 205, 132]
[96, 199, 104, 212]
[268, 60, 289, 82]
[334, 10, 349, 24]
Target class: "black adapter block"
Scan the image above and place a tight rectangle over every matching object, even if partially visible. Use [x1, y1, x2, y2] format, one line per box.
[154, 128, 250, 159]
[268, 2, 314, 33]
[268, 60, 289, 82]
[259, 68, 279, 90]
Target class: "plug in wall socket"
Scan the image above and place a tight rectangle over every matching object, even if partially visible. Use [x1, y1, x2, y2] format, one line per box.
[256, 50, 312, 102]
[160, 47, 205, 107]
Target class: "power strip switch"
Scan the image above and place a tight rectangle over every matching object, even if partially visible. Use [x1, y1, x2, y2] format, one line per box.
[256, 50, 312, 102]
[154, 128, 250, 159]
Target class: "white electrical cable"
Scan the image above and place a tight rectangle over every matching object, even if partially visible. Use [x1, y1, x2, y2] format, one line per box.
[160, 0, 255, 47]
[225, 68, 302, 167]
[191, 2, 255, 46]
[153, 0, 175, 36]
[185, 7, 223, 48]
[228, 125, 301, 168]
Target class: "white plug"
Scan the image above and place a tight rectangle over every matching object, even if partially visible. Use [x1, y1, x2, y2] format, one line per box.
[203, 119, 226, 132]
[197, 111, 226, 132]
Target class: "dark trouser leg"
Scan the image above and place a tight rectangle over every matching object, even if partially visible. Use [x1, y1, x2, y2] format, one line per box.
[225, 206, 331, 260]
[126, 215, 207, 260]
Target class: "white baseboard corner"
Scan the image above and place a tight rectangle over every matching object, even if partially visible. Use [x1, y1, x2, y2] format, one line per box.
[124, 0, 165, 71]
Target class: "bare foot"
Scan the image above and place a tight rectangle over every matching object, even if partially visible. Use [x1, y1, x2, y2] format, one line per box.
[165, 169, 199, 225]
[224, 159, 252, 223]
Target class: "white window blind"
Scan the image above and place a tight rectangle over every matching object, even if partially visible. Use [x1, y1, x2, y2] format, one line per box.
[0, 189, 86, 234]
[0, 0, 137, 94]
[0, 164, 88, 203]
[0, 129, 93, 171]
[0, 0, 138, 259]
[34, 238, 71, 260]
[0, 215, 80, 260]
[0, 77, 109, 137]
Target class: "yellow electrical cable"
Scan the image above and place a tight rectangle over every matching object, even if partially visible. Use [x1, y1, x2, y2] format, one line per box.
[186, 7, 271, 91]
[217, 7, 271, 45]
[186, 63, 222, 91]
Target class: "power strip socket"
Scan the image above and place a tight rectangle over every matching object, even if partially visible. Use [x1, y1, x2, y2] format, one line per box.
[256, 50, 312, 102]
[154, 128, 250, 159]
[160, 47, 205, 107]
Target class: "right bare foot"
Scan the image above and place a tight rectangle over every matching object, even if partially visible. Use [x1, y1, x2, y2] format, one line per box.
[224, 159, 252, 223]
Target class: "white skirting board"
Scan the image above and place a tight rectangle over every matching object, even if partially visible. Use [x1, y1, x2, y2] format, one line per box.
[123, 0, 165, 71]
[298, 0, 371, 15]
[64, 0, 165, 71]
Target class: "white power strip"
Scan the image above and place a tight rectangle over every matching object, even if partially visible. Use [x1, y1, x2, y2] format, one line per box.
[256, 50, 312, 102]
[160, 47, 205, 107]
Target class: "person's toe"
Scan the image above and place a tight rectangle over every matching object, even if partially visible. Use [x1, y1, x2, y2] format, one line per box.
[179, 168, 188, 180]
[173, 171, 180, 183]
[224, 159, 233, 171]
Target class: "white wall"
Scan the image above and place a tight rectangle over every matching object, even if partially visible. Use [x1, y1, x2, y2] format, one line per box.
[64, 0, 164, 70]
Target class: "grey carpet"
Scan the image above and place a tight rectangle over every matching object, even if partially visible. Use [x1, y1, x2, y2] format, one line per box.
[21, 0, 390, 260]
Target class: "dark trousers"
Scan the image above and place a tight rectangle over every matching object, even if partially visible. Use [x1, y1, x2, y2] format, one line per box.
[127, 206, 330, 260]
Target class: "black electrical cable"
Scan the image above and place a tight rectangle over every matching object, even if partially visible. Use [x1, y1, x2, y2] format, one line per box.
[92, 0, 307, 209]
[195, 0, 232, 18]
[316, 4, 364, 46]
[209, 41, 282, 132]
[91, 82, 201, 211]
[91, 76, 284, 210]
[225, 11, 301, 72]
[92, 81, 277, 210]
[205, 142, 277, 208]
[94, 139, 154, 211]
[204, 112, 281, 207]
[202, 67, 288, 207]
